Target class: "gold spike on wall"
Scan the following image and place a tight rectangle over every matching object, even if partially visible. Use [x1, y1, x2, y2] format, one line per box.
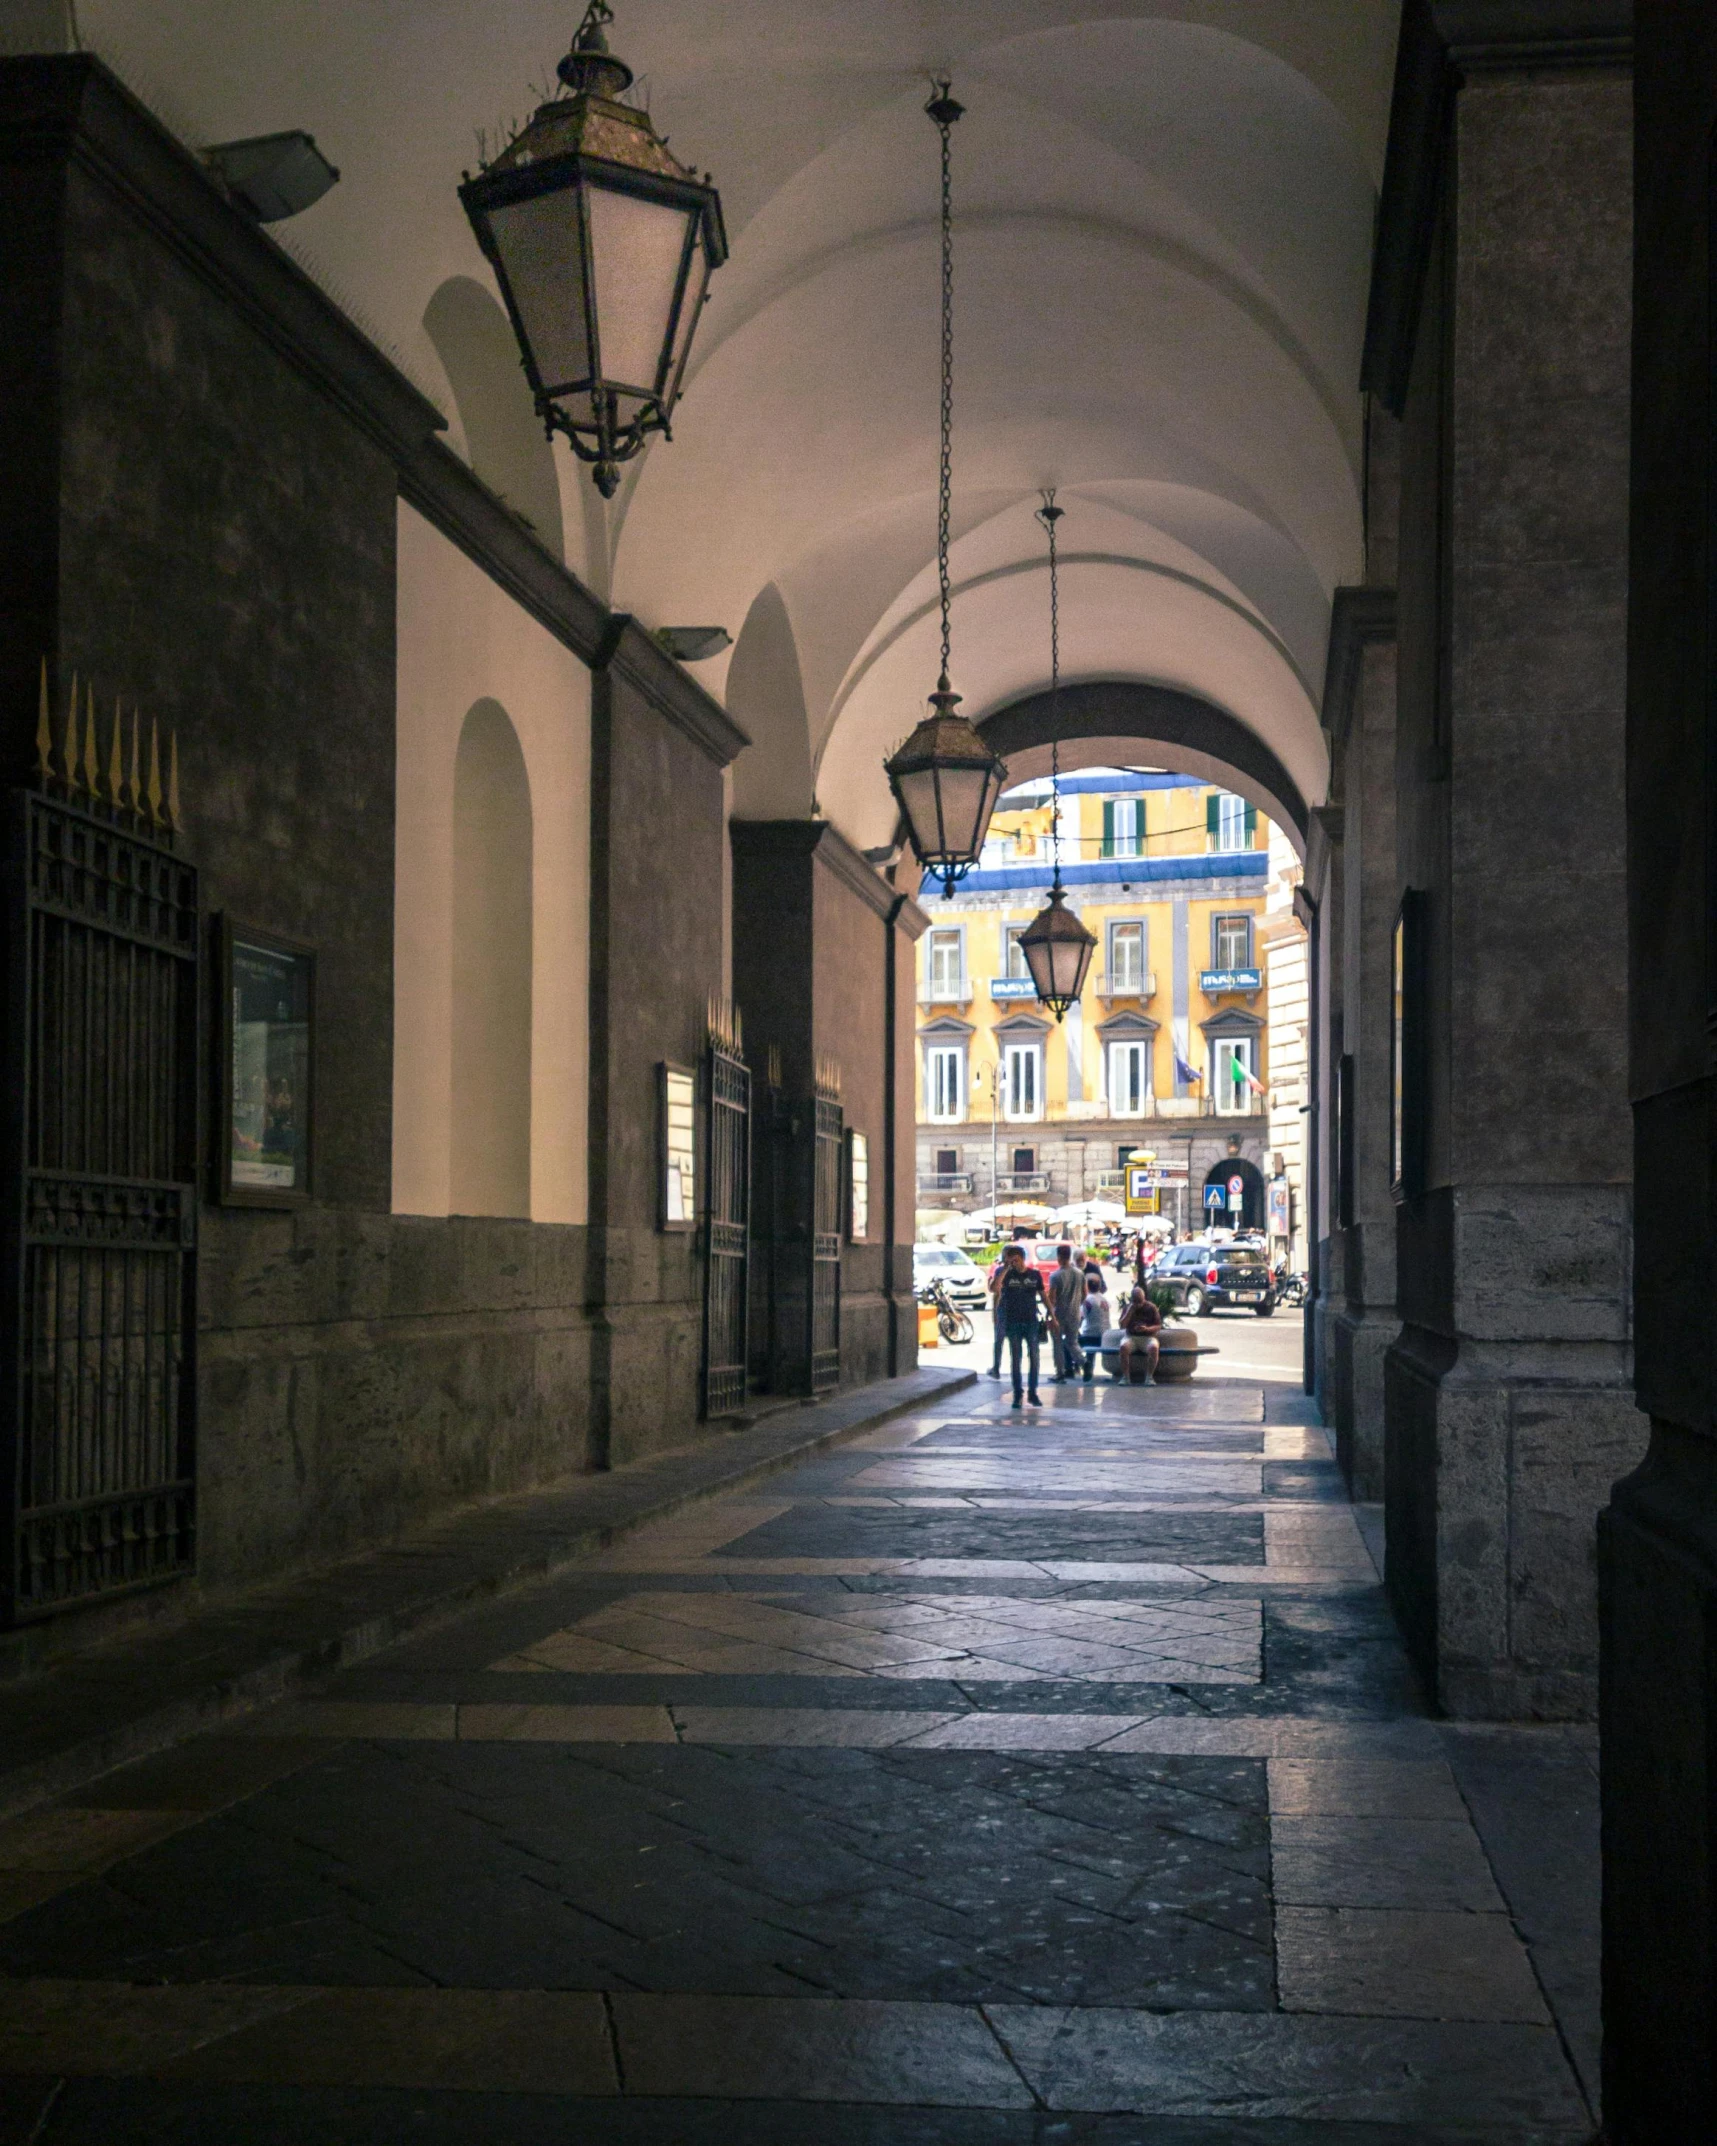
[35, 659, 54, 785]
[63, 672, 81, 796]
[109, 700, 126, 811]
[766, 1043, 783, 1091]
[815, 1054, 843, 1102]
[705, 994, 743, 1056]
[146, 719, 163, 827]
[129, 709, 142, 821]
[83, 681, 99, 802]
[167, 732, 181, 834]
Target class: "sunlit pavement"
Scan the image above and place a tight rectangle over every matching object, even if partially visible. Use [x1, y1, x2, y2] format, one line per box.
[0, 1323, 1599, 2143]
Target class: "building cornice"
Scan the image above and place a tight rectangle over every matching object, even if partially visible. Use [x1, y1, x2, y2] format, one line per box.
[1321, 587, 1398, 749]
[728, 818, 919, 926]
[596, 616, 749, 770]
[1361, 1, 1632, 414]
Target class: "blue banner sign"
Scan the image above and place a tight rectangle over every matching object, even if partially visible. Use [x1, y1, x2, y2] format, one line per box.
[1200, 967, 1262, 994]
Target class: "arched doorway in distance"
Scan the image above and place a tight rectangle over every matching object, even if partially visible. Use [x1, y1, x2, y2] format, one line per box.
[1202, 1153, 1264, 1232]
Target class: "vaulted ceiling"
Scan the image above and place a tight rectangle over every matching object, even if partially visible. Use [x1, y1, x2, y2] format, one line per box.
[73, 0, 1400, 846]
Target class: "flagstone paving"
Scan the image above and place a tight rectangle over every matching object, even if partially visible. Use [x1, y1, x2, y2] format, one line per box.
[0, 1369, 1601, 2143]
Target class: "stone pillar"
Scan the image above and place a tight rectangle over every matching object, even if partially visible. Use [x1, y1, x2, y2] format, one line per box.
[1600, 3, 1717, 2133]
[1369, 3, 1644, 1717]
[1321, 572, 1399, 1500]
[586, 621, 748, 1468]
[729, 821, 924, 1396]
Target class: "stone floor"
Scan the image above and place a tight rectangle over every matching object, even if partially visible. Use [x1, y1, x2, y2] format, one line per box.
[0, 1359, 1601, 2142]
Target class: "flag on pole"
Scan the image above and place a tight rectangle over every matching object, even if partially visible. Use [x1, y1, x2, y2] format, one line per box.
[1174, 1051, 1200, 1085]
[1228, 1056, 1265, 1097]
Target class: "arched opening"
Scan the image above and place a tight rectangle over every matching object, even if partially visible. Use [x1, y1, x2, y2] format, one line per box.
[1202, 1154, 1265, 1232]
[451, 699, 533, 1217]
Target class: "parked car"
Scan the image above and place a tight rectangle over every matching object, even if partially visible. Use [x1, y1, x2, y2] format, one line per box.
[912, 1245, 988, 1310]
[1151, 1240, 1277, 1316]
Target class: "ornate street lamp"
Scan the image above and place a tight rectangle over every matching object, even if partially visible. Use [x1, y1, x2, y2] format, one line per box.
[1019, 493, 1097, 1021]
[884, 84, 1008, 896]
[458, 2, 727, 498]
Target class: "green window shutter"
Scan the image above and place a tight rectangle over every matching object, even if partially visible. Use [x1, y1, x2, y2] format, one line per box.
[1206, 794, 1219, 842]
[1244, 802, 1257, 840]
[1102, 801, 1115, 858]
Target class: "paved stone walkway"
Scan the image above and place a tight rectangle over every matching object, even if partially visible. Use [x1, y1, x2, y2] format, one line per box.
[0, 1376, 1600, 2143]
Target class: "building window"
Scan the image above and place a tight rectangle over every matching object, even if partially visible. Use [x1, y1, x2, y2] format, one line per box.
[1012, 1146, 1036, 1173]
[926, 927, 965, 1001]
[1102, 798, 1143, 858]
[1003, 1042, 1042, 1121]
[848, 1130, 869, 1242]
[1212, 1036, 1260, 1116]
[1207, 791, 1256, 852]
[1002, 925, 1029, 980]
[1108, 918, 1145, 992]
[1108, 1040, 1151, 1117]
[926, 1044, 964, 1122]
[935, 1147, 958, 1175]
[1212, 912, 1253, 968]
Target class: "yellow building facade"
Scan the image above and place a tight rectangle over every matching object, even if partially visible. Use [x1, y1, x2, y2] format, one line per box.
[915, 772, 1273, 1229]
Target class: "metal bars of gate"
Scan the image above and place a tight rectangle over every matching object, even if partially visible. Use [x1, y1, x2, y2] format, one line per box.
[701, 1041, 751, 1418]
[810, 1095, 843, 1394]
[0, 791, 199, 1623]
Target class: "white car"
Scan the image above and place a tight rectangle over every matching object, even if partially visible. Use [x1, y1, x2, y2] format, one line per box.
[912, 1245, 988, 1309]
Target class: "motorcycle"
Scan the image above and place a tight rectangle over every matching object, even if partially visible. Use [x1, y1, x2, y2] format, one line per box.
[1274, 1266, 1308, 1308]
[918, 1275, 975, 1344]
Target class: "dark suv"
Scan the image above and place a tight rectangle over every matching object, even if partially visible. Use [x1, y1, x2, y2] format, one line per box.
[1152, 1240, 1277, 1317]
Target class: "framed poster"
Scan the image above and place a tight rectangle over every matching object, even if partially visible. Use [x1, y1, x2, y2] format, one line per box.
[659, 1062, 697, 1231]
[217, 919, 314, 1207]
[847, 1129, 870, 1242]
[1390, 891, 1427, 1204]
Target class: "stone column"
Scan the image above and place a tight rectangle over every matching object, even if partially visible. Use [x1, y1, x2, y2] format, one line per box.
[586, 621, 748, 1468]
[729, 821, 925, 1395]
[1600, 3, 1717, 2133]
[1321, 572, 1399, 1500]
[1369, 3, 1644, 1716]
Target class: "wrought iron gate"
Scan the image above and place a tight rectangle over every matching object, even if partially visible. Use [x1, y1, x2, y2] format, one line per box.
[810, 1073, 843, 1394]
[1, 786, 199, 1622]
[701, 1024, 750, 1418]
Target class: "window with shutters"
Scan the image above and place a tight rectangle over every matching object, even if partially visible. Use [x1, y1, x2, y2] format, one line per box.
[1108, 918, 1145, 992]
[1102, 798, 1143, 858]
[926, 1044, 964, 1122]
[1212, 1036, 1259, 1116]
[935, 1147, 958, 1175]
[926, 927, 965, 1001]
[1208, 791, 1255, 852]
[1012, 1146, 1036, 1173]
[1003, 1043, 1042, 1121]
[1002, 925, 1029, 980]
[1213, 913, 1253, 968]
[1108, 1040, 1151, 1117]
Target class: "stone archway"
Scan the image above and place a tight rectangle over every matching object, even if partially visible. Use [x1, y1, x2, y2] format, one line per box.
[1203, 1154, 1265, 1231]
[977, 680, 1312, 855]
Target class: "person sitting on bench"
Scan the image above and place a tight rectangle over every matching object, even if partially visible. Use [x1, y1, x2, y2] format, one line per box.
[1117, 1286, 1161, 1386]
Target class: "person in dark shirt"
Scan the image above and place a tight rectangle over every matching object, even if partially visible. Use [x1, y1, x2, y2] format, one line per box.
[1117, 1286, 1161, 1385]
[996, 1244, 1055, 1408]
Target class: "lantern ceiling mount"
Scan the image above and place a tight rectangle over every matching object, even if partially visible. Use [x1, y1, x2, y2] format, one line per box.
[458, 1, 728, 499]
[884, 83, 1008, 896]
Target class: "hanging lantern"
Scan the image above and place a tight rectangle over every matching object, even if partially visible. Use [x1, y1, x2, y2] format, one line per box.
[458, 1, 727, 498]
[1020, 494, 1095, 1021]
[883, 83, 1007, 895]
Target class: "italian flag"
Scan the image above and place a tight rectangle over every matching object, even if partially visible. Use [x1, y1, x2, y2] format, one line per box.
[1230, 1059, 1265, 1097]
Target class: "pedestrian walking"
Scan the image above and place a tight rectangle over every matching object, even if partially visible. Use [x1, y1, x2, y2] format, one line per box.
[996, 1244, 1055, 1408]
[1047, 1243, 1083, 1382]
[1078, 1268, 1111, 1383]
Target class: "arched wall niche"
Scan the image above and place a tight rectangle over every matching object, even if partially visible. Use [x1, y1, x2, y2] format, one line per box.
[393, 502, 590, 1226]
[726, 582, 816, 820]
[451, 700, 534, 1219]
[423, 276, 565, 564]
[977, 680, 1310, 856]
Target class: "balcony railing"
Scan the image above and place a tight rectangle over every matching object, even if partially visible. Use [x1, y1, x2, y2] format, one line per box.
[1095, 969, 1157, 1002]
[920, 979, 972, 1007]
[917, 1172, 973, 1196]
[996, 1172, 1050, 1195]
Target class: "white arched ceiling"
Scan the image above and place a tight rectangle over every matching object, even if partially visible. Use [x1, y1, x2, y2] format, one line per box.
[69, 0, 1398, 829]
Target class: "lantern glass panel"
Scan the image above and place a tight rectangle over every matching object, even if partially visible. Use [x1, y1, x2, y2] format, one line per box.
[588, 184, 696, 396]
[665, 236, 712, 405]
[488, 189, 592, 394]
[931, 762, 998, 859]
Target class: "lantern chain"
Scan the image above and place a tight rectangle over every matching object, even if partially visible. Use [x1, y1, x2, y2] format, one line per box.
[928, 82, 961, 694]
[1038, 489, 1065, 887]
